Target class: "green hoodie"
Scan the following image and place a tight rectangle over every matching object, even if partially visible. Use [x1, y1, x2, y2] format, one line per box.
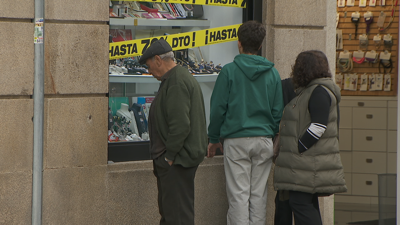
[208, 54, 284, 143]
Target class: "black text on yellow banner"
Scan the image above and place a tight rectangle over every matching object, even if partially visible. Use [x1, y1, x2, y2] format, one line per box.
[110, 0, 246, 8]
[109, 24, 241, 60]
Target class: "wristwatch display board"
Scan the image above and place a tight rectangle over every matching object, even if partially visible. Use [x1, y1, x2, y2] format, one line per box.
[336, 0, 398, 96]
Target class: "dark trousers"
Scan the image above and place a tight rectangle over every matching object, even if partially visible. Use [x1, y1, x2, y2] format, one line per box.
[274, 191, 293, 225]
[153, 155, 198, 225]
[289, 191, 322, 225]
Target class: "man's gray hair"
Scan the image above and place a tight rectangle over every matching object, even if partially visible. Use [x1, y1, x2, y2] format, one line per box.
[158, 51, 175, 61]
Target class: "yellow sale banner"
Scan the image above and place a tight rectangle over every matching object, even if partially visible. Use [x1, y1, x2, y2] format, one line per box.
[109, 24, 241, 60]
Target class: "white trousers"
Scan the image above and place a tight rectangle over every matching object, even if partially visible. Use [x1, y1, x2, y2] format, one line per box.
[224, 136, 274, 225]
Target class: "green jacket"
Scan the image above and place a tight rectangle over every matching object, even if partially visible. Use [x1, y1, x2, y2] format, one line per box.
[208, 54, 283, 143]
[154, 65, 207, 167]
[274, 78, 347, 194]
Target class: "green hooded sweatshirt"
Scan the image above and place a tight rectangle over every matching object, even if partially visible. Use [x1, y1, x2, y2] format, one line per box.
[208, 54, 284, 143]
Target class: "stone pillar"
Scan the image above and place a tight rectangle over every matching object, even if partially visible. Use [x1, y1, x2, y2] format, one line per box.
[264, 0, 337, 78]
[1, 1, 110, 223]
[263, 0, 337, 224]
[41, 1, 109, 224]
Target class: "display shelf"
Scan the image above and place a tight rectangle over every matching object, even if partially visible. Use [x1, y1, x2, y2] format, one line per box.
[109, 73, 218, 83]
[109, 18, 210, 27]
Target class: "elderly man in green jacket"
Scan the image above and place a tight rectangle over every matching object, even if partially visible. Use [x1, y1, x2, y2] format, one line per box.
[139, 39, 207, 225]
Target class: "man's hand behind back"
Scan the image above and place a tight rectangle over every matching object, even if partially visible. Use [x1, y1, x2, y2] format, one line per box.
[207, 142, 223, 158]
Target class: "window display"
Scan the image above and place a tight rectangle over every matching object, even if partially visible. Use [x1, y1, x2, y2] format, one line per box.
[108, 0, 253, 161]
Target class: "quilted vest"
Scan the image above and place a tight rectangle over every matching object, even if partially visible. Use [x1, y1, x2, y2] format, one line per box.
[273, 78, 347, 194]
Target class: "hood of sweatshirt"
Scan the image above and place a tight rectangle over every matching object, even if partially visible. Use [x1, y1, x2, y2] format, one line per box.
[233, 54, 275, 81]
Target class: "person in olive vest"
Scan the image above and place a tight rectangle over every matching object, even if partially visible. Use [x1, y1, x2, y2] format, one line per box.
[273, 50, 347, 225]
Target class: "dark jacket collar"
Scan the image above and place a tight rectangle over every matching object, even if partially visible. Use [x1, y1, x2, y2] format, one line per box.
[161, 65, 178, 81]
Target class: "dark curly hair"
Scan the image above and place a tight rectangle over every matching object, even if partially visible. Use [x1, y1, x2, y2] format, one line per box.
[238, 20, 266, 54]
[291, 50, 332, 88]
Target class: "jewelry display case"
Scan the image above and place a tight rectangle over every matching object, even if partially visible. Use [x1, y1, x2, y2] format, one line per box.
[108, 74, 217, 161]
[336, 2, 398, 96]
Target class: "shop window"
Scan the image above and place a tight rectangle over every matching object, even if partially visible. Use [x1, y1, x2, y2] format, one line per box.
[107, 0, 261, 162]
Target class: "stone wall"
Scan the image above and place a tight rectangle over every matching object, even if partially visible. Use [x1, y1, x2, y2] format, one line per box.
[0, 0, 35, 224]
[0, 0, 110, 224]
